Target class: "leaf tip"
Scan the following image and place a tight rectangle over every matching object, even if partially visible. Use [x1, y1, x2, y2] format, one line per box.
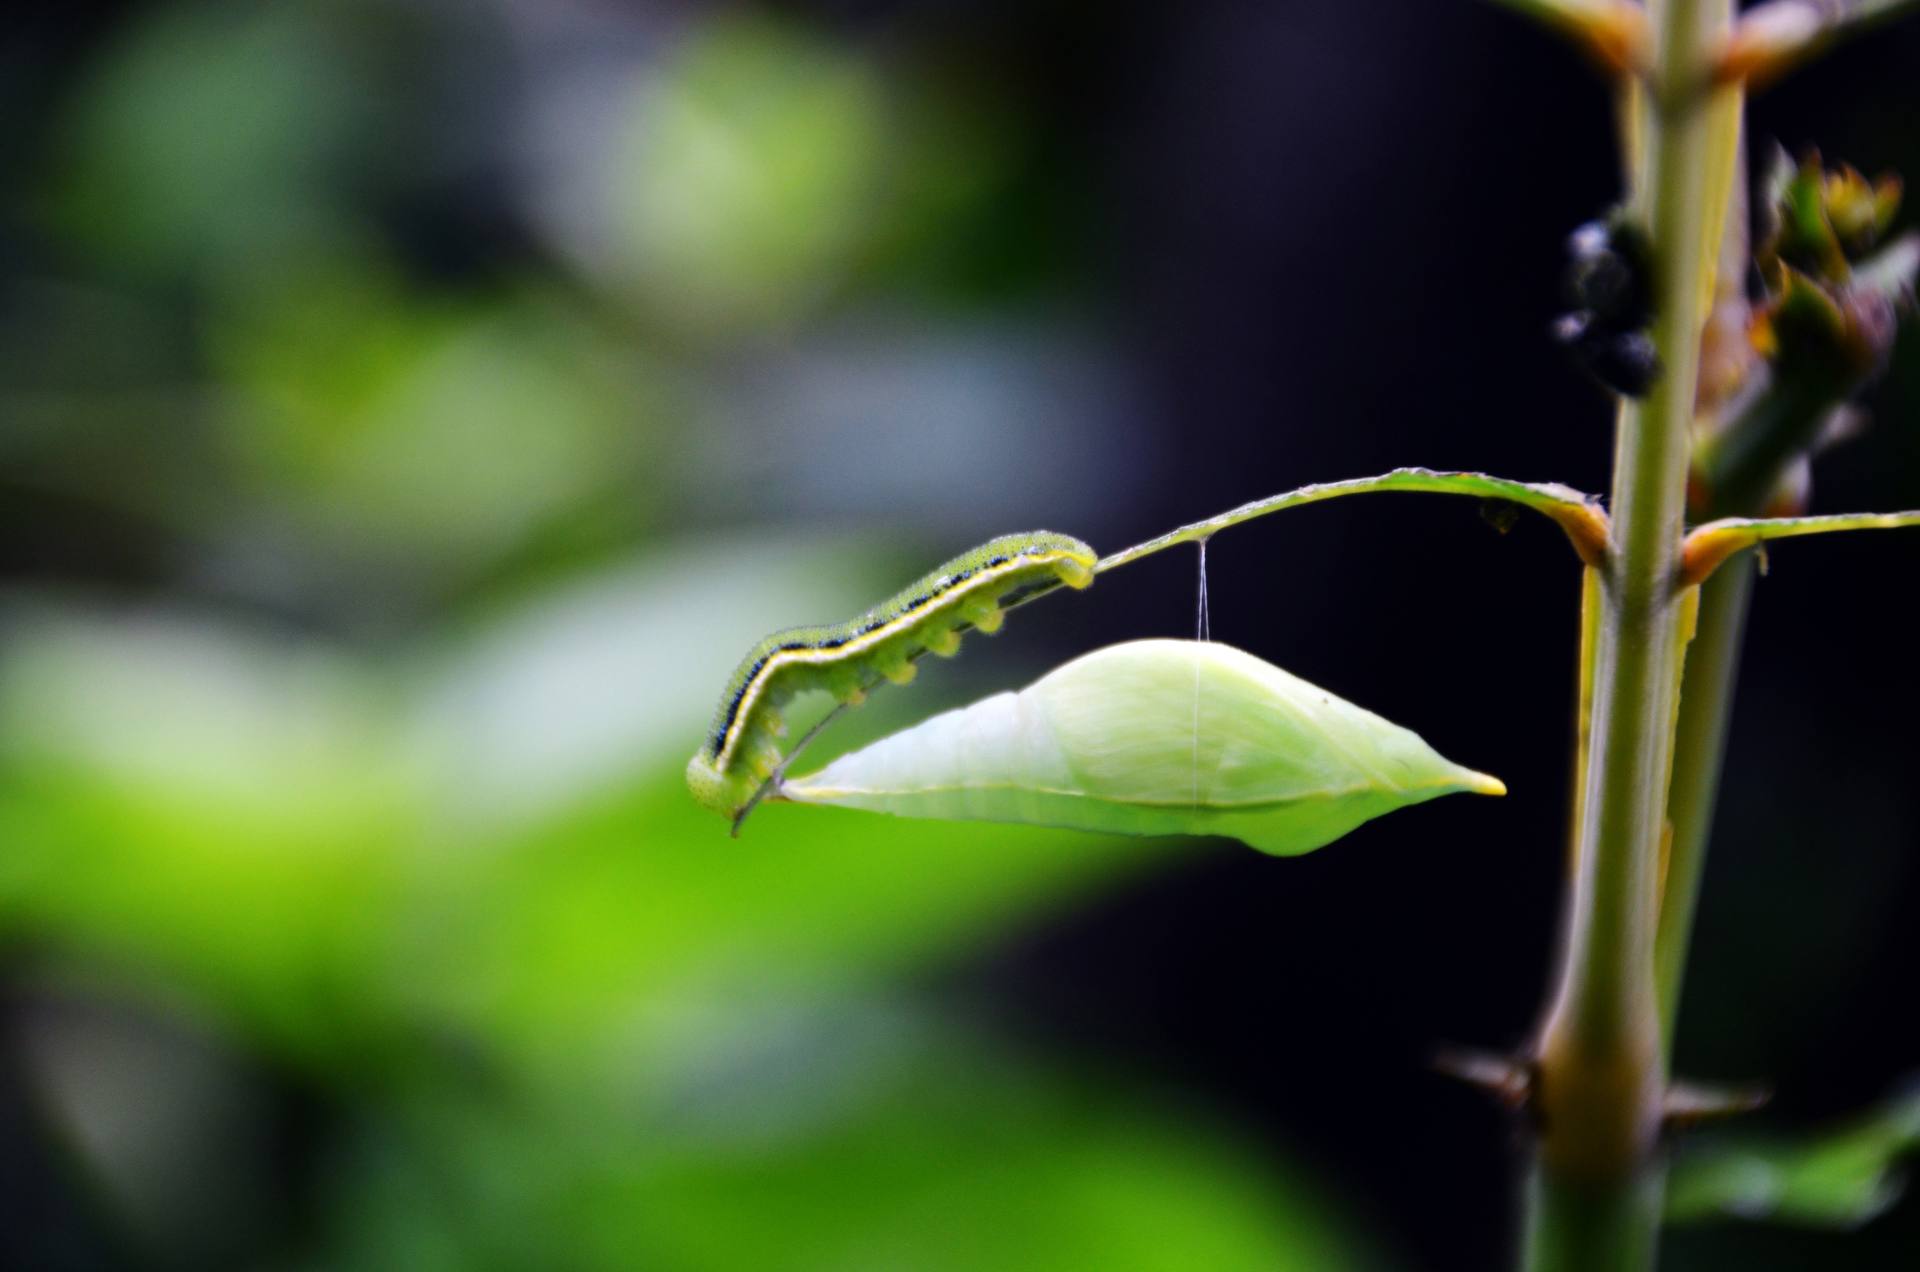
[1465, 771, 1509, 798]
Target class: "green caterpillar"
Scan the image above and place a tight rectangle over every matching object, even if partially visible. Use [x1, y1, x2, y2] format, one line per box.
[686, 531, 1099, 819]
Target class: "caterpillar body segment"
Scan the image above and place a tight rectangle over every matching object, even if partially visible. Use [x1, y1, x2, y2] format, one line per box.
[686, 531, 1098, 818]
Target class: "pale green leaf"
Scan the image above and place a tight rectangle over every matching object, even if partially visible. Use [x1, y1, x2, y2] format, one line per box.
[784, 639, 1503, 856]
[1667, 1088, 1920, 1227]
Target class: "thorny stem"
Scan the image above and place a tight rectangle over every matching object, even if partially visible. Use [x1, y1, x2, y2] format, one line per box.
[1529, 0, 1735, 1264]
[1523, 1161, 1667, 1272]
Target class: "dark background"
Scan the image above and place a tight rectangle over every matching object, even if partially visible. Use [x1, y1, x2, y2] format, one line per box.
[4, 2, 1918, 1268]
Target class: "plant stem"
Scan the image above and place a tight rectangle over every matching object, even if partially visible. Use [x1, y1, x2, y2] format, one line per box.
[1522, 1161, 1667, 1272]
[1528, 0, 1733, 1262]
[1654, 554, 1752, 1038]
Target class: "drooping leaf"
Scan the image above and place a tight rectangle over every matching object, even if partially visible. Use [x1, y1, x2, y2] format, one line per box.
[1094, 468, 1606, 571]
[784, 638, 1503, 856]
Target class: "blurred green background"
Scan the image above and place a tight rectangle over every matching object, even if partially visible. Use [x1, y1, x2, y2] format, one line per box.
[4, 2, 1919, 1269]
[0, 3, 1369, 1267]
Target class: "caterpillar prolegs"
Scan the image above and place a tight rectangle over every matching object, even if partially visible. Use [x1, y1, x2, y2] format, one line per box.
[685, 531, 1098, 820]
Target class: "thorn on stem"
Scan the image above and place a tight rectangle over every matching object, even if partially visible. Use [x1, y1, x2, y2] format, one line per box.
[1509, 0, 1651, 79]
[1434, 1045, 1535, 1114]
[1664, 1078, 1772, 1133]
[1715, 1, 1826, 89]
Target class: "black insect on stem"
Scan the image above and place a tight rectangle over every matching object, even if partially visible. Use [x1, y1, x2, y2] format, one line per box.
[1568, 216, 1654, 325]
[1555, 210, 1663, 397]
[1555, 314, 1662, 397]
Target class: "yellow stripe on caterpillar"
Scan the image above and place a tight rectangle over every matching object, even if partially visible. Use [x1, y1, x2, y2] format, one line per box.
[687, 531, 1097, 818]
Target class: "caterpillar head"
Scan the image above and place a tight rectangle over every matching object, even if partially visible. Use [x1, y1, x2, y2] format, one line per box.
[686, 751, 750, 818]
